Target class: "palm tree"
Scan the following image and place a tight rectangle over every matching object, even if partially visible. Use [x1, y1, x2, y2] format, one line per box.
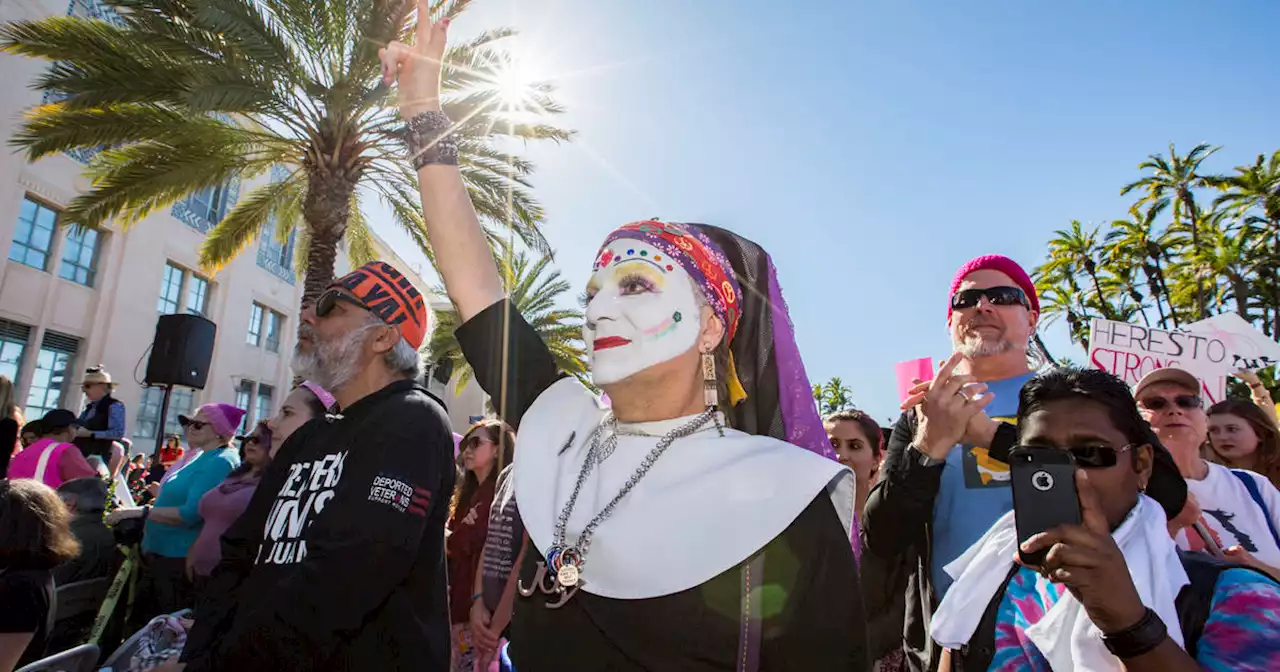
[813, 377, 853, 416]
[1104, 203, 1179, 328]
[1121, 143, 1220, 319]
[427, 248, 587, 393]
[1, 0, 573, 307]
[1038, 220, 1116, 320]
[1213, 151, 1280, 335]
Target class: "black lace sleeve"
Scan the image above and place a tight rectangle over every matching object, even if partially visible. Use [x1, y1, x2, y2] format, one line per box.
[454, 299, 566, 430]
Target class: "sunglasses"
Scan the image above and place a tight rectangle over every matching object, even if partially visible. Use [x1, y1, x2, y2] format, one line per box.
[1138, 395, 1202, 412]
[179, 417, 209, 430]
[461, 435, 493, 451]
[315, 289, 369, 318]
[950, 286, 1029, 311]
[1015, 443, 1134, 469]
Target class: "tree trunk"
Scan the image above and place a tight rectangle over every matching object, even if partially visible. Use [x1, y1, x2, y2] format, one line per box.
[299, 168, 357, 308]
[1153, 259, 1179, 328]
[1179, 188, 1208, 319]
[1086, 269, 1114, 320]
[1143, 265, 1169, 329]
[1231, 275, 1251, 321]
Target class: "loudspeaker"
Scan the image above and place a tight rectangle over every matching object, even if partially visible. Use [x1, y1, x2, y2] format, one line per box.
[145, 314, 216, 389]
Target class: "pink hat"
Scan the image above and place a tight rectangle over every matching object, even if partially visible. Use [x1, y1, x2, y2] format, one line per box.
[182, 403, 247, 438]
[947, 254, 1040, 317]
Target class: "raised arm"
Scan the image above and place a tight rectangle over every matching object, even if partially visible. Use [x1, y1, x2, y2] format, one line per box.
[379, 4, 503, 322]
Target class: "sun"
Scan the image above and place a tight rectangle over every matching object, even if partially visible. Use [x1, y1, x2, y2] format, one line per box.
[494, 62, 537, 106]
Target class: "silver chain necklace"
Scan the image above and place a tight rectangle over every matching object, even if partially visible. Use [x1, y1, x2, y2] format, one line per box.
[543, 407, 721, 596]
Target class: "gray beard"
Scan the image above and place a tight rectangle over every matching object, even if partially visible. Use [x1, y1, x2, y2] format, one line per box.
[954, 334, 1021, 359]
[291, 322, 377, 391]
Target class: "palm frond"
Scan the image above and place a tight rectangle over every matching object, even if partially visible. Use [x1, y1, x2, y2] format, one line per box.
[199, 173, 301, 272]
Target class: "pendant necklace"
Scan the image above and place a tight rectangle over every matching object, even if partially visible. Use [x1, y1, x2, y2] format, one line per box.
[522, 406, 722, 608]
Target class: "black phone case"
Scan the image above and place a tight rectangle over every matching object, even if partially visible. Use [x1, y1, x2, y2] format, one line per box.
[1009, 447, 1082, 567]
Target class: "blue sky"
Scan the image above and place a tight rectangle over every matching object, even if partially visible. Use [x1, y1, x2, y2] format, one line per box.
[373, 0, 1280, 423]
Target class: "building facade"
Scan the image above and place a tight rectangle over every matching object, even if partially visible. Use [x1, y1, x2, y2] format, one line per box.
[0, 0, 486, 451]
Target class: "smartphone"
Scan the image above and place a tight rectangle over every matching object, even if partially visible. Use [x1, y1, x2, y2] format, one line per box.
[1009, 446, 1082, 566]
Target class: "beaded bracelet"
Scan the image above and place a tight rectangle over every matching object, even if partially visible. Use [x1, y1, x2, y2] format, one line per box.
[403, 110, 458, 169]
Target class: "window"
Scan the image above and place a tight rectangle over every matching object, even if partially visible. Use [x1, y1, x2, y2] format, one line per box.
[255, 384, 274, 428]
[135, 385, 194, 441]
[157, 263, 183, 314]
[247, 303, 265, 345]
[24, 331, 78, 419]
[191, 185, 228, 224]
[58, 226, 100, 287]
[0, 320, 32, 383]
[235, 379, 255, 434]
[9, 197, 57, 271]
[264, 310, 282, 353]
[186, 275, 209, 316]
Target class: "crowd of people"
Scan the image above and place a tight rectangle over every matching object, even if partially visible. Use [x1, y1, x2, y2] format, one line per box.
[1, 9, 1280, 672]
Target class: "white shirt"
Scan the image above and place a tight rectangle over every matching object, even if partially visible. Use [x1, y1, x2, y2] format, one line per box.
[513, 378, 855, 599]
[1176, 461, 1280, 566]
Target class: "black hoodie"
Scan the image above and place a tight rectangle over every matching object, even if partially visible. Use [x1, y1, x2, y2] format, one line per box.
[183, 379, 455, 671]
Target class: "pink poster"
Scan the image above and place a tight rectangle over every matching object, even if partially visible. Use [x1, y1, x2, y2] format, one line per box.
[895, 357, 935, 402]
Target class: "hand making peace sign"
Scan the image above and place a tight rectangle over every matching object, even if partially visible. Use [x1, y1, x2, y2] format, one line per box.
[379, 0, 450, 117]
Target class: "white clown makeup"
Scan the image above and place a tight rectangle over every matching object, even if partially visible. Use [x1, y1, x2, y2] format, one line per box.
[584, 240, 702, 386]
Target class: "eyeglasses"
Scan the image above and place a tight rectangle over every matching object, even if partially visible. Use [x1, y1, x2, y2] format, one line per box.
[315, 289, 369, 318]
[81, 383, 99, 391]
[950, 286, 1029, 311]
[179, 417, 209, 430]
[1138, 395, 1203, 412]
[1015, 443, 1134, 469]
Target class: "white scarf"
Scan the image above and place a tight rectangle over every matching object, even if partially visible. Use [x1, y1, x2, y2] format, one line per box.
[930, 495, 1187, 671]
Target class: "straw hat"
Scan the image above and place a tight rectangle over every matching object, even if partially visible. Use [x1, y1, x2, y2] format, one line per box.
[81, 365, 117, 387]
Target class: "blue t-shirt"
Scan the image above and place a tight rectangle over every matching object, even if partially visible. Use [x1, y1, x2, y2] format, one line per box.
[142, 446, 238, 558]
[931, 372, 1035, 598]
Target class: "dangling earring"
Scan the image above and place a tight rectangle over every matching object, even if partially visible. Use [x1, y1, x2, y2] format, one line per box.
[701, 349, 725, 437]
[701, 349, 718, 409]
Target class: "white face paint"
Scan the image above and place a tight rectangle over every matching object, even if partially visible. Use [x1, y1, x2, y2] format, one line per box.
[584, 240, 702, 386]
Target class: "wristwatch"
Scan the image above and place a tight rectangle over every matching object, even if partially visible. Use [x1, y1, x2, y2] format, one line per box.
[909, 445, 945, 467]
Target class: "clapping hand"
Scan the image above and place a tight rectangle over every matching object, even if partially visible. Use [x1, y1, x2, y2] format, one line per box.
[379, 0, 449, 117]
[904, 352, 995, 460]
[1018, 470, 1147, 634]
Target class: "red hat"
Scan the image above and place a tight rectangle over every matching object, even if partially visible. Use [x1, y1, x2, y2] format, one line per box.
[330, 261, 428, 350]
[947, 254, 1040, 317]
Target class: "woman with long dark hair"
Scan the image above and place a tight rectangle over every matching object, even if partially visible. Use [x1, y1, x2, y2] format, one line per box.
[0, 479, 80, 670]
[447, 420, 515, 671]
[1208, 398, 1280, 489]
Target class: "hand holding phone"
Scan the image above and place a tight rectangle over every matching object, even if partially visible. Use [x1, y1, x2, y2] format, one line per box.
[1010, 446, 1082, 566]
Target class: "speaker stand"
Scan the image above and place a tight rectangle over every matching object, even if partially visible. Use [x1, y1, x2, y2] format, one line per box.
[150, 384, 174, 459]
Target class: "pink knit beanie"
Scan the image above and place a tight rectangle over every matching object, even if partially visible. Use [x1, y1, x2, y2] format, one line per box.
[947, 254, 1040, 316]
[196, 403, 247, 438]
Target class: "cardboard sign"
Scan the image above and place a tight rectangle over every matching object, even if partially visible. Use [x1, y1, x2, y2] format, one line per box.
[1184, 313, 1280, 374]
[1087, 318, 1228, 403]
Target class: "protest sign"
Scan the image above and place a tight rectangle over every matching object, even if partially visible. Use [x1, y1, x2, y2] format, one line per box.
[1087, 318, 1228, 403]
[894, 357, 934, 402]
[1184, 312, 1280, 374]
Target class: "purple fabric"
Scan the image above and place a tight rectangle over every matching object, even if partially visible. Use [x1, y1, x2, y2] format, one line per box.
[765, 254, 836, 461]
[190, 473, 261, 576]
